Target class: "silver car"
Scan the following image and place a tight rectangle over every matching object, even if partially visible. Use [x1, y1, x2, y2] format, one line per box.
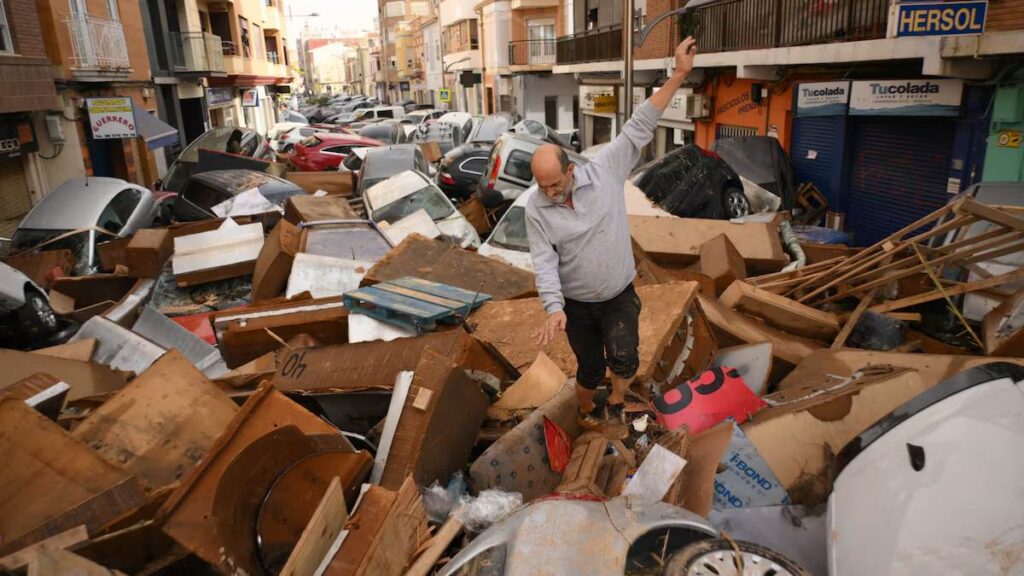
[364, 170, 480, 248]
[477, 132, 586, 209]
[10, 177, 159, 274]
[0, 261, 58, 344]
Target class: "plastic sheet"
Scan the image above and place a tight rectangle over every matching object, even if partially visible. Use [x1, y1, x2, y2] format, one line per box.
[454, 489, 524, 533]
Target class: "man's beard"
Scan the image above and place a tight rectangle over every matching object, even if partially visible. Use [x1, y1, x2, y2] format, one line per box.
[550, 189, 570, 204]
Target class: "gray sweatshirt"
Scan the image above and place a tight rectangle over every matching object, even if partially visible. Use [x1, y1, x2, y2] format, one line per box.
[525, 100, 662, 314]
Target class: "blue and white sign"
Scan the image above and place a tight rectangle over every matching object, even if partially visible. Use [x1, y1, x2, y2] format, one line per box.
[796, 81, 850, 117]
[849, 79, 963, 117]
[895, 1, 987, 37]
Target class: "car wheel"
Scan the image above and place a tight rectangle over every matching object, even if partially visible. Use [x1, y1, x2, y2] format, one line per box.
[20, 290, 59, 335]
[665, 539, 811, 576]
[723, 187, 750, 218]
[281, 144, 294, 153]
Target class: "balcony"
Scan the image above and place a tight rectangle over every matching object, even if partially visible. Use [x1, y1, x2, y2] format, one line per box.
[64, 14, 130, 77]
[267, 51, 280, 64]
[555, 25, 622, 65]
[170, 31, 225, 74]
[694, 0, 888, 53]
[509, 39, 556, 68]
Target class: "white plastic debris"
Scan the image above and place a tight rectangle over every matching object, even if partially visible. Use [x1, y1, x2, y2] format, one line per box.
[454, 489, 523, 533]
[211, 187, 281, 217]
[622, 444, 687, 503]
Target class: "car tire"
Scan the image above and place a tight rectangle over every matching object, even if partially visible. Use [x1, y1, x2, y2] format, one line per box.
[281, 144, 293, 153]
[19, 289, 59, 336]
[665, 539, 811, 576]
[723, 187, 751, 218]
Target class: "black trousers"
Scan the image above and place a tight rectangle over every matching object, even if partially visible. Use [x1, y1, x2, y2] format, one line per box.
[564, 283, 642, 390]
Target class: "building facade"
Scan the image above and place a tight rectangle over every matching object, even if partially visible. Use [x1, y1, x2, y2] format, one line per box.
[0, 0, 62, 235]
[439, 0, 483, 114]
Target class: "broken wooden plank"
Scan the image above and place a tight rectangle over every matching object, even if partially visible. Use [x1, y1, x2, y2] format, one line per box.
[405, 517, 464, 576]
[868, 268, 1024, 313]
[629, 216, 788, 271]
[362, 233, 536, 301]
[70, 350, 239, 492]
[721, 281, 840, 341]
[0, 525, 89, 571]
[831, 288, 878, 350]
[696, 292, 823, 368]
[983, 289, 1024, 357]
[32, 339, 97, 362]
[279, 477, 349, 576]
[699, 233, 746, 294]
[28, 547, 126, 576]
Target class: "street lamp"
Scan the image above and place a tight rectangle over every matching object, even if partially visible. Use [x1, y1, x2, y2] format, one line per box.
[442, 56, 471, 110]
[624, 4, 694, 123]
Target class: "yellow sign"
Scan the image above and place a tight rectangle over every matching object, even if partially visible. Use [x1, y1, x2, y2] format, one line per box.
[996, 129, 1022, 148]
[593, 94, 617, 114]
[438, 89, 452, 103]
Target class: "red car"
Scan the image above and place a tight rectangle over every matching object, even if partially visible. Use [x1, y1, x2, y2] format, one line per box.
[289, 133, 383, 171]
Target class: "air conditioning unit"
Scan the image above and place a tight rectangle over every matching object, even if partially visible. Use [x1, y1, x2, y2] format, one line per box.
[684, 94, 709, 119]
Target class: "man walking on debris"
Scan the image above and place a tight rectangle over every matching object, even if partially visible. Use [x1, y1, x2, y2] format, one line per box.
[527, 36, 698, 429]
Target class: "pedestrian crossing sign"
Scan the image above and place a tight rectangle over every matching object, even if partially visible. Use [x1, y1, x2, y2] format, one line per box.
[438, 89, 452, 103]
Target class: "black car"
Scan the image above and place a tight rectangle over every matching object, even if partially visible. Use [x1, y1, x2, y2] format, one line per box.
[436, 115, 515, 202]
[711, 136, 795, 210]
[172, 169, 306, 222]
[632, 145, 748, 219]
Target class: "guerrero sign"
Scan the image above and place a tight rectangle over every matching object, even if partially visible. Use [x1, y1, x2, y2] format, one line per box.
[86, 97, 137, 139]
[796, 81, 850, 117]
[895, 1, 987, 37]
[849, 79, 963, 116]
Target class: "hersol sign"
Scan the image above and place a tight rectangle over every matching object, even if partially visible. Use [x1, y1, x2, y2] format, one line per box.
[850, 80, 963, 117]
[86, 97, 137, 139]
[796, 81, 850, 117]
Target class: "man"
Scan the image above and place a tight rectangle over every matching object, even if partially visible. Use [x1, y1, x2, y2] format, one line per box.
[526, 37, 698, 429]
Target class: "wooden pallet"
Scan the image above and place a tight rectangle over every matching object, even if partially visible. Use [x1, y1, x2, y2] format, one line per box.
[343, 277, 492, 332]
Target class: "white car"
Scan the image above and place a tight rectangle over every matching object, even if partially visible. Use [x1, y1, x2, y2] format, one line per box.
[269, 122, 315, 153]
[0, 261, 59, 346]
[364, 170, 480, 249]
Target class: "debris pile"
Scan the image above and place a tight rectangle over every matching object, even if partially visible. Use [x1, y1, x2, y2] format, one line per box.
[0, 190, 1021, 575]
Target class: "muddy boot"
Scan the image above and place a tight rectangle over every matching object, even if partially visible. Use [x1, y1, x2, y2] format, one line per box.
[577, 404, 605, 431]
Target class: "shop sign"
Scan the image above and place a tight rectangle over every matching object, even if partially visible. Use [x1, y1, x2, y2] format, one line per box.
[662, 89, 697, 123]
[580, 85, 616, 113]
[207, 87, 234, 107]
[0, 117, 38, 159]
[895, 1, 986, 37]
[796, 81, 850, 117]
[849, 79, 963, 117]
[996, 129, 1022, 148]
[399, 82, 410, 91]
[241, 89, 260, 107]
[86, 97, 137, 139]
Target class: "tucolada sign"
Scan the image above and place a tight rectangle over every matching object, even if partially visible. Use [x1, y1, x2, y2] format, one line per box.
[796, 81, 850, 117]
[849, 79, 963, 116]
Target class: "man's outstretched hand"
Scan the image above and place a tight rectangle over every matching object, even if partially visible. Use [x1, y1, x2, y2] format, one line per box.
[535, 311, 567, 347]
[674, 36, 698, 78]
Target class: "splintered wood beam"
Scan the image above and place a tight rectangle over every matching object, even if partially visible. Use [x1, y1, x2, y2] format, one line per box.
[959, 197, 1024, 232]
[831, 288, 878, 350]
[868, 268, 1024, 313]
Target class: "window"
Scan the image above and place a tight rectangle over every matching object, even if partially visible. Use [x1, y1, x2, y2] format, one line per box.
[378, 109, 394, 118]
[527, 19, 555, 63]
[385, 1, 405, 18]
[322, 145, 355, 156]
[0, 0, 13, 53]
[372, 185, 453, 225]
[504, 149, 534, 182]
[410, 1, 430, 16]
[105, 0, 119, 20]
[96, 188, 143, 233]
[252, 24, 262, 59]
[459, 157, 487, 176]
[238, 17, 251, 58]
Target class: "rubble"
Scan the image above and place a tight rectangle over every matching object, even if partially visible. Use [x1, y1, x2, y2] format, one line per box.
[0, 187, 1019, 576]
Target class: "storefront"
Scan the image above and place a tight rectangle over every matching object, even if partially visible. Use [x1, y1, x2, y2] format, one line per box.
[206, 87, 237, 128]
[790, 79, 989, 246]
[0, 115, 39, 236]
[694, 75, 793, 151]
[579, 85, 619, 149]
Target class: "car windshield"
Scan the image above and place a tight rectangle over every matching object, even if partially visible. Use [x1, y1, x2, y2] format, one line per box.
[471, 118, 511, 143]
[11, 228, 115, 274]
[488, 206, 529, 251]
[163, 127, 260, 192]
[372, 185, 454, 225]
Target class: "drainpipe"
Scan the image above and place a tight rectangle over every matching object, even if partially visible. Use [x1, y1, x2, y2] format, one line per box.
[624, 0, 634, 125]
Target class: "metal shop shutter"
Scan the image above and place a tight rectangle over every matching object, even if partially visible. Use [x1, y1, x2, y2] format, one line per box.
[791, 115, 845, 209]
[0, 157, 30, 221]
[715, 124, 758, 139]
[845, 116, 955, 247]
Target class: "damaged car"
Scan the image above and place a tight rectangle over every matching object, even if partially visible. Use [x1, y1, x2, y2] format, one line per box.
[171, 169, 305, 222]
[633, 145, 749, 219]
[159, 127, 274, 193]
[364, 170, 480, 249]
[0, 261, 61, 348]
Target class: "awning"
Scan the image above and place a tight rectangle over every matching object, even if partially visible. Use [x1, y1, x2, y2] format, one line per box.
[131, 100, 180, 150]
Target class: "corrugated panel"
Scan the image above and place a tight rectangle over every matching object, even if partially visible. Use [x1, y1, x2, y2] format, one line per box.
[846, 117, 955, 247]
[0, 157, 30, 221]
[792, 116, 844, 208]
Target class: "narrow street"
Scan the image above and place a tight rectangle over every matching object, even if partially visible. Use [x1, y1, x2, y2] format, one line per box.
[0, 0, 1022, 574]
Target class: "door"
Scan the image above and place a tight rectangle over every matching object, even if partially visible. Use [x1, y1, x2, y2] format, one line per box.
[846, 116, 956, 246]
[791, 115, 846, 209]
[527, 19, 555, 65]
[180, 98, 207, 144]
[545, 96, 558, 130]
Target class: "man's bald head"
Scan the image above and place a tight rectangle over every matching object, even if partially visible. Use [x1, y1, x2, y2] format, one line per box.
[532, 144, 574, 204]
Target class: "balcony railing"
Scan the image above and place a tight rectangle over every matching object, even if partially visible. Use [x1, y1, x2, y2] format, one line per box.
[509, 39, 556, 66]
[170, 31, 225, 73]
[64, 14, 130, 70]
[267, 51, 280, 64]
[694, 0, 888, 52]
[222, 41, 238, 56]
[555, 25, 622, 65]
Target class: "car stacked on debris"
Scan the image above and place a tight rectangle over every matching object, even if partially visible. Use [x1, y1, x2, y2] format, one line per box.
[0, 98, 1020, 576]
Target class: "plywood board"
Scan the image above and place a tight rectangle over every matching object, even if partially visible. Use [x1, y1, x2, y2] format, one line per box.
[213, 297, 349, 368]
[699, 233, 746, 294]
[0, 525, 88, 571]
[721, 281, 840, 341]
[252, 218, 302, 302]
[0, 398, 146, 554]
[629, 216, 788, 271]
[284, 194, 359, 225]
[0, 349, 128, 402]
[696, 292, 823, 368]
[71, 350, 238, 492]
[33, 339, 97, 362]
[676, 422, 733, 517]
[279, 477, 348, 576]
[172, 220, 264, 287]
[362, 234, 536, 301]
[28, 548, 126, 576]
[286, 171, 354, 197]
[488, 352, 567, 421]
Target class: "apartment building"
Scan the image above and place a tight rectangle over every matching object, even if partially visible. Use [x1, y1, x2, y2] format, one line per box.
[417, 12, 442, 107]
[309, 42, 350, 95]
[36, 0, 165, 188]
[438, 0, 483, 114]
[0, 0, 61, 235]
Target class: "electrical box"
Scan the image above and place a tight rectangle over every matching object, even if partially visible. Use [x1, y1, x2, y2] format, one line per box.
[45, 115, 66, 144]
[684, 94, 709, 119]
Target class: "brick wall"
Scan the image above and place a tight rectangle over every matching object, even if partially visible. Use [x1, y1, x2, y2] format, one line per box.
[0, 0, 58, 112]
[634, 0, 679, 60]
[7, 0, 46, 58]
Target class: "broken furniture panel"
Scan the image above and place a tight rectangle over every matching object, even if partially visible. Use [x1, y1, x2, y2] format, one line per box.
[721, 281, 840, 341]
[68, 519, 185, 575]
[68, 316, 166, 375]
[32, 339, 97, 362]
[277, 477, 348, 576]
[284, 194, 361, 225]
[49, 274, 138, 324]
[378, 209, 442, 246]
[214, 333, 321, 389]
[172, 218, 265, 287]
[699, 233, 747, 294]
[70, 350, 238, 492]
[673, 421, 734, 517]
[125, 229, 172, 278]
[324, 477, 430, 576]
[159, 383, 358, 575]
[629, 216, 788, 272]
[287, 253, 372, 299]
[0, 372, 70, 421]
[131, 305, 223, 373]
[252, 218, 302, 302]
[286, 171, 354, 196]
[487, 352, 566, 421]
[2, 249, 76, 289]
[0, 348, 127, 402]
[0, 525, 89, 572]
[27, 547, 127, 576]
[378, 349, 489, 490]
[211, 296, 349, 368]
[361, 233, 536, 301]
[556, 432, 635, 498]
[0, 397, 148, 556]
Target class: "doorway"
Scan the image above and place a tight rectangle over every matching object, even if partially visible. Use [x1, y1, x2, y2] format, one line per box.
[180, 97, 207, 144]
[545, 96, 558, 129]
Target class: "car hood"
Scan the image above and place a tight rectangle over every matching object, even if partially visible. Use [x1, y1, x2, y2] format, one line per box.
[479, 243, 534, 271]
